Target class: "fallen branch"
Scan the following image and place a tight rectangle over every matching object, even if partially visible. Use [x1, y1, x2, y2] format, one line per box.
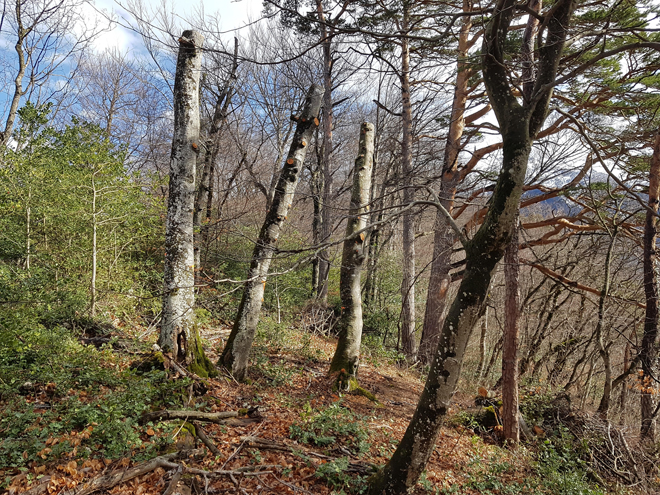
[140, 408, 261, 425]
[193, 421, 222, 456]
[62, 450, 202, 495]
[162, 465, 183, 495]
[240, 436, 377, 474]
[62, 451, 277, 495]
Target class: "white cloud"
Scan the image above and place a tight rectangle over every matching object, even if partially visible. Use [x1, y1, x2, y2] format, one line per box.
[88, 0, 261, 52]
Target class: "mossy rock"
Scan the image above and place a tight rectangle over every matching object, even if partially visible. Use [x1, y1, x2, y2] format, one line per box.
[175, 421, 197, 451]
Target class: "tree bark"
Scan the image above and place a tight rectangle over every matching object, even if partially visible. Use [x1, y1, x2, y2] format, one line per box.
[418, 4, 472, 363]
[220, 84, 324, 381]
[641, 130, 660, 439]
[399, 5, 417, 362]
[502, 218, 520, 443]
[596, 232, 616, 420]
[316, 0, 334, 303]
[476, 307, 488, 378]
[368, 0, 575, 490]
[329, 122, 374, 380]
[160, 31, 214, 377]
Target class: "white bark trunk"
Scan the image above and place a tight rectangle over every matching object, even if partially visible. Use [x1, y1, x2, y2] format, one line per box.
[160, 30, 204, 363]
[329, 122, 374, 378]
[220, 84, 324, 381]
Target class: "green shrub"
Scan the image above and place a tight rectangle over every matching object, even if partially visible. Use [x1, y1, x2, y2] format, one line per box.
[0, 322, 189, 469]
[315, 457, 368, 494]
[290, 401, 370, 455]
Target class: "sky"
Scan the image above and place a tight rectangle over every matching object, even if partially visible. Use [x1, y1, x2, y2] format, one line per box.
[89, 0, 262, 53]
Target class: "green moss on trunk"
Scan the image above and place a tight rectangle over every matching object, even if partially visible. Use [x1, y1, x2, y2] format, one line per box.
[333, 371, 379, 403]
[189, 327, 217, 378]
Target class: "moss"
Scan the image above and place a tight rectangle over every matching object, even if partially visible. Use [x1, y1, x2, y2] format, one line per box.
[131, 351, 166, 374]
[351, 383, 379, 403]
[238, 408, 249, 416]
[333, 370, 379, 403]
[175, 421, 197, 450]
[188, 328, 218, 378]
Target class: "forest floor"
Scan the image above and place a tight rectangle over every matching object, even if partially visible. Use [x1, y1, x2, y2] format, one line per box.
[1, 317, 651, 495]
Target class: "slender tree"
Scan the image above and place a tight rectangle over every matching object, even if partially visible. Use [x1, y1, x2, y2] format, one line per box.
[502, 217, 520, 443]
[329, 122, 374, 385]
[220, 84, 324, 381]
[641, 131, 660, 439]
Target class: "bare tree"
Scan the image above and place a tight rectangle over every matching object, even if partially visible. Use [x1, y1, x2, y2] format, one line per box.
[159, 30, 215, 377]
[329, 122, 374, 385]
[220, 84, 324, 382]
[0, 0, 103, 147]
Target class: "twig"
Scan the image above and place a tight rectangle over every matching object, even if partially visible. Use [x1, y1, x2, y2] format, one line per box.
[270, 473, 315, 495]
[221, 423, 264, 470]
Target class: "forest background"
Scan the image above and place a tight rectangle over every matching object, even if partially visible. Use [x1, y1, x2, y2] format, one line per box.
[2, 0, 660, 493]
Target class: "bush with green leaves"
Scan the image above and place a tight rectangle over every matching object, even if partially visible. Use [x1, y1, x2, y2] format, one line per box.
[536, 426, 604, 495]
[0, 323, 189, 470]
[315, 456, 368, 494]
[290, 401, 370, 455]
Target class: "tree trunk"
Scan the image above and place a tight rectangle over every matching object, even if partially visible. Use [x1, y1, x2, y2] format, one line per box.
[160, 31, 215, 377]
[596, 232, 616, 420]
[367, 0, 574, 488]
[329, 122, 374, 381]
[310, 131, 324, 296]
[399, 6, 417, 361]
[220, 84, 324, 381]
[641, 130, 660, 440]
[476, 306, 488, 378]
[418, 5, 472, 363]
[316, 1, 334, 303]
[502, 218, 520, 443]
[90, 178, 98, 317]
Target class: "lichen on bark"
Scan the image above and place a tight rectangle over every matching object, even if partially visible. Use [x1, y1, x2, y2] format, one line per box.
[159, 30, 216, 377]
[220, 85, 324, 381]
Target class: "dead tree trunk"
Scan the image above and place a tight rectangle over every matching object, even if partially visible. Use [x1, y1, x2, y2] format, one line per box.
[160, 31, 215, 377]
[400, 6, 417, 362]
[641, 131, 660, 439]
[367, 0, 575, 490]
[502, 218, 520, 443]
[329, 122, 374, 383]
[220, 84, 324, 381]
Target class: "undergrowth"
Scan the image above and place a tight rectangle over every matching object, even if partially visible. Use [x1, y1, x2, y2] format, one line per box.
[0, 322, 188, 478]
